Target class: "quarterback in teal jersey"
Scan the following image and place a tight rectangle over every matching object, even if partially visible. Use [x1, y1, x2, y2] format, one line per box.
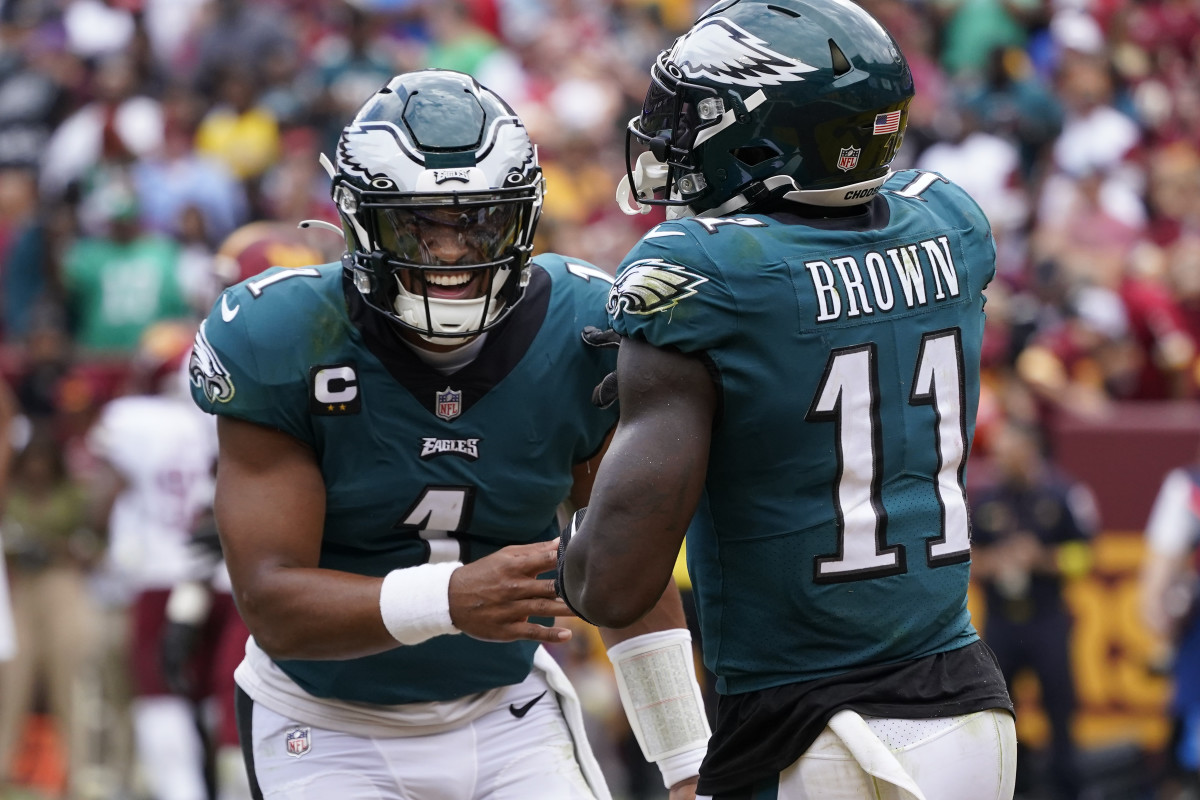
[188, 71, 705, 800]
[560, 2, 1016, 799]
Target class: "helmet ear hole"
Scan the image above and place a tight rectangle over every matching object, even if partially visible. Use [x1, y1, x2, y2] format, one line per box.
[732, 144, 781, 167]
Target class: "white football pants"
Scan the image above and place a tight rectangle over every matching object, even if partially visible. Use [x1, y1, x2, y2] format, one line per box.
[243, 666, 602, 800]
[699, 708, 1016, 800]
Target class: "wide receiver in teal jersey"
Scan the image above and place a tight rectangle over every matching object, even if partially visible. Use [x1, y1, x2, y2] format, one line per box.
[188, 70, 707, 800]
[560, 2, 1016, 799]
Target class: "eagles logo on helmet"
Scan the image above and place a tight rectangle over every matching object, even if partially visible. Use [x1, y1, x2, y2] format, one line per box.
[327, 69, 545, 344]
[617, 0, 914, 220]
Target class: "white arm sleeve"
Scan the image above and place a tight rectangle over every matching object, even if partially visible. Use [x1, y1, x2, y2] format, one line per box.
[607, 628, 710, 787]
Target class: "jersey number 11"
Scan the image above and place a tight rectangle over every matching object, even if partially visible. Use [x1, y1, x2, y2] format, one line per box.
[805, 327, 972, 583]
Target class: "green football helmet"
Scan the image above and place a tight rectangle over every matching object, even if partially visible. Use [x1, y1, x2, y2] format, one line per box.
[618, 0, 914, 219]
[330, 69, 544, 341]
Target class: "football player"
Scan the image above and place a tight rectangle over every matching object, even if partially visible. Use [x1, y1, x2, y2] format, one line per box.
[88, 321, 220, 800]
[189, 70, 706, 800]
[558, 2, 1017, 799]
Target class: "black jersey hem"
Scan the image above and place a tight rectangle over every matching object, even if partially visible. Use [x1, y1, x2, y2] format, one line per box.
[695, 639, 1013, 796]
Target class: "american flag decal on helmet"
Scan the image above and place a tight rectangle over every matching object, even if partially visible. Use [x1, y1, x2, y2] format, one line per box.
[873, 111, 901, 135]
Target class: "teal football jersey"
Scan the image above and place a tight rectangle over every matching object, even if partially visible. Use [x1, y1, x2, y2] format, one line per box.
[190, 256, 617, 704]
[609, 171, 994, 695]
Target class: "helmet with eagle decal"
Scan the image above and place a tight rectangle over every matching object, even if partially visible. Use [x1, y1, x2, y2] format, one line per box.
[331, 69, 544, 342]
[617, 0, 914, 219]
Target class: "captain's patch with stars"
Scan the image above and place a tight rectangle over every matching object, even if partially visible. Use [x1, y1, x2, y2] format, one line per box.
[310, 364, 361, 415]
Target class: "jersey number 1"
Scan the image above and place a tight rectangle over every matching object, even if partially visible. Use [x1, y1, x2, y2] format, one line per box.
[395, 486, 474, 563]
[805, 328, 971, 583]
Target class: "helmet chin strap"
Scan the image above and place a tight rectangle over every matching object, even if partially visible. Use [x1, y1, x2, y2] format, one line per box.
[616, 151, 670, 215]
[694, 176, 796, 218]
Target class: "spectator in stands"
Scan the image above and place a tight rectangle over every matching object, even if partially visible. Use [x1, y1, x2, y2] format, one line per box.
[1015, 285, 1138, 420]
[38, 52, 163, 202]
[0, 20, 72, 174]
[132, 87, 247, 246]
[970, 420, 1098, 800]
[0, 374, 18, 670]
[934, 0, 1045, 78]
[1038, 54, 1144, 245]
[1119, 246, 1198, 400]
[1033, 161, 1143, 293]
[188, 0, 297, 98]
[916, 101, 1030, 279]
[0, 425, 101, 795]
[194, 67, 281, 188]
[424, 0, 503, 76]
[302, 4, 399, 154]
[61, 173, 190, 359]
[960, 46, 1063, 180]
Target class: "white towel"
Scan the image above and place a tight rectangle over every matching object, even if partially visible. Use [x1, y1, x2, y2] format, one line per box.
[532, 646, 613, 800]
[827, 709, 928, 800]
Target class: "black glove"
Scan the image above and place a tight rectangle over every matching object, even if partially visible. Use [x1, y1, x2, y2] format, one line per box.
[160, 620, 203, 696]
[581, 326, 621, 409]
[555, 507, 597, 625]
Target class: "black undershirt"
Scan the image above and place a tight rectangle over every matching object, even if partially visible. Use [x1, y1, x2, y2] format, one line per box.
[697, 640, 1013, 798]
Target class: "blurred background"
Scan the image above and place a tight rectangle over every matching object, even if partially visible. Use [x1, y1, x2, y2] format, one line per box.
[0, 0, 1198, 799]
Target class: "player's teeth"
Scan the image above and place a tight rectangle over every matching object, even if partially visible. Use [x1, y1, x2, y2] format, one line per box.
[427, 273, 470, 287]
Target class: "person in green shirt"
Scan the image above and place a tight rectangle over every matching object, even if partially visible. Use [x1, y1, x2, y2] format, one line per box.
[63, 175, 191, 356]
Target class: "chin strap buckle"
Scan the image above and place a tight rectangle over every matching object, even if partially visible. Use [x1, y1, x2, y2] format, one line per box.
[741, 181, 770, 206]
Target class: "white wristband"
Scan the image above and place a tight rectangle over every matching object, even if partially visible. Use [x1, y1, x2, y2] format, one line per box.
[379, 562, 463, 645]
[606, 628, 710, 788]
[657, 746, 708, 789]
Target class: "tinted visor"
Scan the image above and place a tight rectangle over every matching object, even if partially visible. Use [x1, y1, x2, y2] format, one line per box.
[633, 57, 711, 164]
[639, 66, 680, 139]
[370, 203, 522, 267]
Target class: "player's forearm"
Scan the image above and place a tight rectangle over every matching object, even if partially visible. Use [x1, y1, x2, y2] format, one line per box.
[234, 565, 400, 660]
[563, 338, 714, 628]
[598, 578, 689, 647]
[564, 448, 699, 627]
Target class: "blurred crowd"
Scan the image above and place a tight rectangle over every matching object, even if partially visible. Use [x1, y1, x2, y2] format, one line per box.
[0, 0, 1199, 798]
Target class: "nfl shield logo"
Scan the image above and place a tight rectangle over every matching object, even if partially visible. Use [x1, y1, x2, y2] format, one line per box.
[436, 387, 463, 421]
[285, 727, 311, 758]
[837, 146, 860, 172]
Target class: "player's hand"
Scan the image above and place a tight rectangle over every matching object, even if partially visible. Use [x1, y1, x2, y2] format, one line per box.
[669, 777, 699, 800]
[448, 539, 573, 644]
